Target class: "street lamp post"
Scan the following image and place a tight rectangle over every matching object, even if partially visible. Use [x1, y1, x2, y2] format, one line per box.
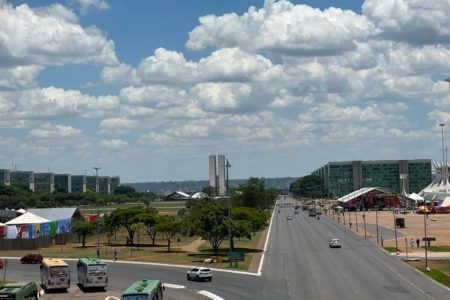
[392, 198, 399, 253]
[355, 198, 359, 232]
[375, 205, 379, 244]
[225, 159, 232, 267]
[93, 167, 101, 258]
[424, 212, 429, 270]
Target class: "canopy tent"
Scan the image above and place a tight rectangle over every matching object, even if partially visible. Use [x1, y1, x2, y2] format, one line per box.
[408, 193, 425, 202]
[5, 212, 49, 225]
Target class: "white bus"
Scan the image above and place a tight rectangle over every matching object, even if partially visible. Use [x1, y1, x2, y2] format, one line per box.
[77, 257, 108, 288]
[40, 258, 70, 291]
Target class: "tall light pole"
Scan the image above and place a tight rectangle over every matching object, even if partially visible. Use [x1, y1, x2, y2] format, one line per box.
[392, 197, 398, 253]
[424, 211, 429, 270]
[93, 167, 101, 258]
[225, 159, 232, 267]
[439, 123, 445, 165]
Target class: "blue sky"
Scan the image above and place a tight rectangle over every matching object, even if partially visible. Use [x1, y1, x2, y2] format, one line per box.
[1, 0, 449, 183]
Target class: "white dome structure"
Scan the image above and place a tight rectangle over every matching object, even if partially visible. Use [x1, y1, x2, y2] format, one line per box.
[420, 161, 450, 207]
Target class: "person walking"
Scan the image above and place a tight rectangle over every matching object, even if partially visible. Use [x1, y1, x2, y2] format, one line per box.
[380, 236, 384, 247]
[416, 238, 420, 248]
[114, 249, 118, 261]
[410, 238, 415, 249]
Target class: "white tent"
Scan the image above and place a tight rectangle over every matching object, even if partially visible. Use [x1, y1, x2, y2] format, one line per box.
[5, 212, 49, 225]
[408, 193, 424, 202]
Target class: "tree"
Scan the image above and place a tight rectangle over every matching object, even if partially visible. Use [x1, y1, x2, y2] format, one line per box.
[109, 207, 143, 245]
[114, 186, 136, 195]
[233, 207, 268, 235]
[234, 177, 277, 209]
[131, 210, 160, 246]
[290, 175, 326, 198]
[154, 216, 181, 252]
[72, 219, 96, 247]
[196, 202, 229, 255]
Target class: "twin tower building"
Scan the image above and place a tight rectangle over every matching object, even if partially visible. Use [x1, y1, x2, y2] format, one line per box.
[208, 155, 228, 196]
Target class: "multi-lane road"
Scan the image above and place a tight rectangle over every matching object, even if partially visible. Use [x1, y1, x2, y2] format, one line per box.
[4, 196, 450, 299]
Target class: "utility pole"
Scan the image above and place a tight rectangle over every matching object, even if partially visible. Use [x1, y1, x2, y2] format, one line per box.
[93, 167, 101, 258]
[225, 159, 232, 267]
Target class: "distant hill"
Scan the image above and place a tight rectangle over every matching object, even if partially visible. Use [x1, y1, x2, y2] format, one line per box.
[124, 177, 297, 195]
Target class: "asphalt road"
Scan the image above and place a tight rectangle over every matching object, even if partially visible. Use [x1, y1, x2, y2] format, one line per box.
[3, 195, 450, 299]
[260, 196, 450, 300]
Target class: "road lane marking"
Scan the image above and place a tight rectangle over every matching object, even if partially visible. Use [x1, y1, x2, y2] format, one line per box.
[198, 290, 225, 300]
[163, 283, 185, 289]
[257, 197, 277, 275]
[105, 297, 120, 300]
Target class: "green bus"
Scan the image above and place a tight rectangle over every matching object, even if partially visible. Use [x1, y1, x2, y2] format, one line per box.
[0, 281, 38, 300]
[121, 280, 164, 300]
[77, 257, 108, 288]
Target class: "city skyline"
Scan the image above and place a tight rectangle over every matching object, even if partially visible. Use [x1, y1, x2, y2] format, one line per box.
[0, 1, 449, 183]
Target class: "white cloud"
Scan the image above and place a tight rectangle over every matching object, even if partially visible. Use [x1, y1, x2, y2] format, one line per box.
[186, 0, 376, 55]
[28, 122, 81, 139]
[99, 117, 138, 135]
[99, 139, 128, 149]
[73, 0, 110, 15]
[380, 102, 409, 111]
[119, 85, 187, 108]
[363, 0, 450, 45]
[0, 2, 118, 68]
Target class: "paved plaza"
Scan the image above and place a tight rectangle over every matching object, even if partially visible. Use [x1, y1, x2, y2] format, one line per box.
[328, 210, 450, 258]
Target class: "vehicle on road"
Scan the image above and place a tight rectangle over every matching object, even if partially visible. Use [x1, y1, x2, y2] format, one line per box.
[294, 210, 299, 214]
[286, 214, 293, 220]
[121, 279, 164, 300]
[0, 281, 38, 300]
[40, 258, 70, 291]
[329, 239, 342, 248]
[77, 257, 108, 288]
[308, 207, 317, 217]
[187, 267, 212, 282]
[0, 259, 3, 269]
[20, 253, 43, 264]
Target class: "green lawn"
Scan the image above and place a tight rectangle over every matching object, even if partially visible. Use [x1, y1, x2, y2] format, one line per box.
[420, 246, 450, 252]
[407, 260, 450, 288]
[0, 228, 264, 271]
[383, 247, 397, 253]
[79, 201, 186, 215]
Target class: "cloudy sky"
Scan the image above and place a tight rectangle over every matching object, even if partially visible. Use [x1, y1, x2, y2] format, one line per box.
[1, 0, 449, 183]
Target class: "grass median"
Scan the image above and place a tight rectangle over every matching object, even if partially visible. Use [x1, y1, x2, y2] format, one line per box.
[407, 260, 450, 288]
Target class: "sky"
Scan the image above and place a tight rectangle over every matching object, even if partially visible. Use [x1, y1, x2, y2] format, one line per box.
[1, 0, 450, 183]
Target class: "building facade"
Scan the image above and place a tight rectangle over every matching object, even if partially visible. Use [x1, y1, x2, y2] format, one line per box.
[98, 176, 110, 194]
[0, 169, 10, 186]
[110, 176, 120, 195]
[54, 174, 72, 193]
[86, 176, 98, 193]
[209, 155, 217, 191]
[34, 173, 54, 193]
[312, 159, 432, 198]
[71, 175, 86, 193]
[10, 171, 34, 191]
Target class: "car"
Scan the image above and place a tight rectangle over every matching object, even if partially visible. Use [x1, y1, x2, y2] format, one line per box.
[286, 214, 293, 220]
[294, 210, 299, 214]
[187, 267, 212, 282]
[329, 239, 342, 248]
[20, 253, 43, 264]
[0, 259, 3, 269]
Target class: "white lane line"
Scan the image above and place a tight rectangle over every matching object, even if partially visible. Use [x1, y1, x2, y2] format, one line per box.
[163, 283, 185, 289]
[198, 290, 225, 300]
[257, 198, 277, 276]
[105, 297, 120, 300]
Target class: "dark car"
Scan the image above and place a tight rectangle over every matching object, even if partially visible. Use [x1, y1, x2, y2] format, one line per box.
[20, 253, 43, 264]
[0, 259, 3, 269]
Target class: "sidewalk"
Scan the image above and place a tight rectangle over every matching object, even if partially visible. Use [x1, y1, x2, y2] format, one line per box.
[179, 237, 205, 252]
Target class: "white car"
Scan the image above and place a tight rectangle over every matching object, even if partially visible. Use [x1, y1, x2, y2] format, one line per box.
[329, 238, 342, 248]
[287, 214, 293, 220]
[187, 267, 212, 282]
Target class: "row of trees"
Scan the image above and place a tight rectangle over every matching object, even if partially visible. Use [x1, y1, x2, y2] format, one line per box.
[289, 175, 326, 198]
[72, 177, 278, 254]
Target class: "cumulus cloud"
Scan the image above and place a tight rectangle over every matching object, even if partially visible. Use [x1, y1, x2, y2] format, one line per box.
[186, 0, 376, 55]
[28, 122, 81, 139]
[0, 87, 119, 119]
[363, 0, 450, 45]
[99, 117, 138, 135]
[99, 139, 128, 149]
[72, 0, 110, 15]
[0, 2, 118, 68]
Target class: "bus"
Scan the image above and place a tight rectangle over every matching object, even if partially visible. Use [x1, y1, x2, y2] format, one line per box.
[40, 258, 70, 291]
[121, 280, 164, 300]
[0, 281, 38, 300]
[77, 257, 108, 288]
[308, 207, 317, 217]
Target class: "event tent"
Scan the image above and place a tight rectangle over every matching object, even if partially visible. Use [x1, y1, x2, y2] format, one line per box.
[6, 212, 50, 239]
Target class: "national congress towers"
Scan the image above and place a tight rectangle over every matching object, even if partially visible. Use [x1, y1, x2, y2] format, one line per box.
[209, 155, 227, 196]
